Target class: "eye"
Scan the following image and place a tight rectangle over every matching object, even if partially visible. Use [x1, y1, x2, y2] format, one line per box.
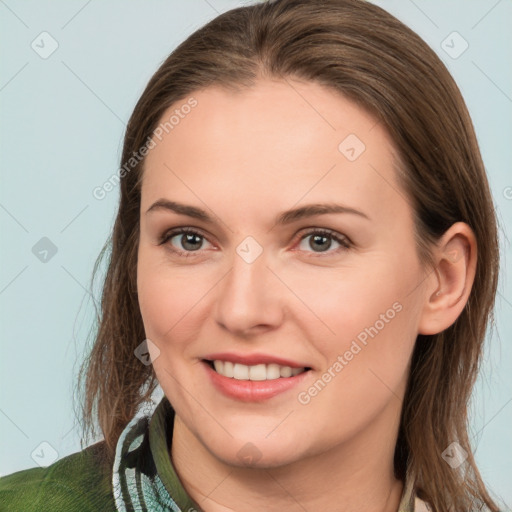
[296, 229, 351, 255]
[159, 227, 351, 258]
[159, 227, 213, 256]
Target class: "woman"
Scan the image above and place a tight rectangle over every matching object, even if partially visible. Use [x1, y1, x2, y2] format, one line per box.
[0, 0, 502, 510]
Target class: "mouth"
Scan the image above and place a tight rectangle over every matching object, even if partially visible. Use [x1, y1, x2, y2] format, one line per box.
[201, 357, 312, 402]
[204, 359, 311, 381]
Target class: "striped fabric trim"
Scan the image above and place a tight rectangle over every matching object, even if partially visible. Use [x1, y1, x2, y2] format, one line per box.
[112, 412, 183, 512]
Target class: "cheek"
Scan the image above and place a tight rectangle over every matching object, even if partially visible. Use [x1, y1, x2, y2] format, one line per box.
[136, 249, 213, 350]
[295, 265, 412, 342]
[137, 260, 174, 338]
[296, 255, 422, 390]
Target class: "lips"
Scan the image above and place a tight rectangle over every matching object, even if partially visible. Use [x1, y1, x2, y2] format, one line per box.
[202, 352, 312, 401]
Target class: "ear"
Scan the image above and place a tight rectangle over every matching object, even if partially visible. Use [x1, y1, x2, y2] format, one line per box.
[417, 222, 477, 335]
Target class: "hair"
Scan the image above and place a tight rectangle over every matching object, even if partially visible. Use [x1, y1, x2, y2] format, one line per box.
[76, 0, 500, 510]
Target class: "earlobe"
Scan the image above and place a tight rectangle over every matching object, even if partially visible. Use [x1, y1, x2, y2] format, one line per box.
[418, 222, 477, 335]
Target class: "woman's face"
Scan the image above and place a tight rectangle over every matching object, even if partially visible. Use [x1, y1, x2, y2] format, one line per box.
[137, 78, 430, 467]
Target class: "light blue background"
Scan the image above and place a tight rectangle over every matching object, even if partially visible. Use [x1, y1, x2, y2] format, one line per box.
[1, 0, 511, 508]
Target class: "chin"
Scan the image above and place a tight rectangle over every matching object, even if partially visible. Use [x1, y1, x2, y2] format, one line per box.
[199, 428, 310, 469]
[211, 443, 302, 470]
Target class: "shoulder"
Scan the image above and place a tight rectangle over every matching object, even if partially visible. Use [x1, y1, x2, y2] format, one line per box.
[0, 441, 115, 512]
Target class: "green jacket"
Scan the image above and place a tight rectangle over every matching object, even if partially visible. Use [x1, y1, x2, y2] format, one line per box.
[0, 397, 424, 511]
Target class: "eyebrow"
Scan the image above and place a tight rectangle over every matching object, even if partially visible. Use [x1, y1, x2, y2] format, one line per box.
[145, 199, 370, 225]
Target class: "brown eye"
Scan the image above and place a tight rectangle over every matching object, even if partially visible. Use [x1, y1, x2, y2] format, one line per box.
[297, 229, 351, 255]
[159, 228, 212, 256]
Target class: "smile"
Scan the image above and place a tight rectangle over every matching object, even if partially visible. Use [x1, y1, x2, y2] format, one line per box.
[202, 357, 312, 402]
[210, 360, 306, 380]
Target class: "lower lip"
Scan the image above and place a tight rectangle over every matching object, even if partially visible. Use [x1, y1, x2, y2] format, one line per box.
[203, 361, 310, 402]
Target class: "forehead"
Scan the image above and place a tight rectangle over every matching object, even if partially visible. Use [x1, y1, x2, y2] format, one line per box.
[141, 79, 407, 222]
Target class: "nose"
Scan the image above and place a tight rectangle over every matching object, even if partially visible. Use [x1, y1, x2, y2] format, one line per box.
[214, 245, 285, 337]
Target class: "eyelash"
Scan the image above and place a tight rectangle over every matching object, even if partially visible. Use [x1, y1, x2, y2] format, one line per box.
[158, 227, 352, 258]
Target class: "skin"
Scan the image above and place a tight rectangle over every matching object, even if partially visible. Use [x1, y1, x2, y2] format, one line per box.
[137, 78, 476, 512]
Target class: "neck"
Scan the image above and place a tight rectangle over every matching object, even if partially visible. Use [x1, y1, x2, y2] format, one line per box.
[171, 402, 405, 512]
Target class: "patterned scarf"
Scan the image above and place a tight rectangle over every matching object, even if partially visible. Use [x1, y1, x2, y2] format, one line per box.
[112, 397, 429, 512]
[112, 411, 187, 511]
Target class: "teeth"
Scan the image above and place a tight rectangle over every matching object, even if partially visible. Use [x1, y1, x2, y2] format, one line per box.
[223, 361, 234, 378]
[233, 363, 249, 380]
[266, 364, 281, 380]
[249, 363, 267, 381]
[280, 366, 292, 378]
[211, 360, 306, 381]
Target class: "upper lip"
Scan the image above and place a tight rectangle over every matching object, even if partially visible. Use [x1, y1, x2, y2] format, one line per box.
[203, 352, 311, 369]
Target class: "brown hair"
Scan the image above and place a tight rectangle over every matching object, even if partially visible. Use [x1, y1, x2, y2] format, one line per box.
[76, 1, 501, 510]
